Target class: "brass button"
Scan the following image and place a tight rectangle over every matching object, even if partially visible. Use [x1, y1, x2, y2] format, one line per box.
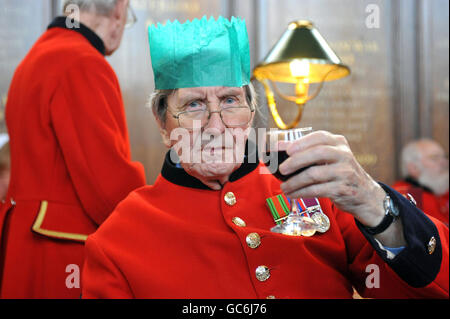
[232, 217, 246, 227]
[10, 198, 16, 206]
[407, 193, 417, 206]
[427, 236, 437, 255]
[246, 233, 261, 249]
[255, 265, 270, 282]
[224, 192, 236, 206]
[266, 295, 276, 299]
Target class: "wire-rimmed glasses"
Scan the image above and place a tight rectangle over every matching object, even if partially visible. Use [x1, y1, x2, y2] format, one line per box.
[170, 106, 254, 130]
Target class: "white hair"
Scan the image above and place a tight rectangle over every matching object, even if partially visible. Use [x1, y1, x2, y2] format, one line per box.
[400, 138, 437, 178]
[63, 0, 119, 16]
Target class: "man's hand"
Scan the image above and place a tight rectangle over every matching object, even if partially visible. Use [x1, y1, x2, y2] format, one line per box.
[279, 130, 405, 246]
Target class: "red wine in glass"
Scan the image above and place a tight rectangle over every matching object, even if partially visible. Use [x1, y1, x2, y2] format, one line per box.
[265, 150, 312, 181]
[264, 127, 313, 181]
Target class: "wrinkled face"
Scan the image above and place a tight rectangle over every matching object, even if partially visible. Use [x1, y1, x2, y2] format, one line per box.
[158, 86, 254, 180]
[420, 142, 449, 175]
[105, 0, 129, 55]
[418, 141, 449, 195]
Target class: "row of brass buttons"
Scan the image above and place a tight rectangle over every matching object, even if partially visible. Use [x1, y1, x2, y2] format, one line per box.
[226, 191, 273, 297]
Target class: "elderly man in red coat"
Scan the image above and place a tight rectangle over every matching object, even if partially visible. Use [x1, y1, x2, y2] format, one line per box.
[393, 139, 449, 226]
[0, 0, 146, 298]
[82, 16, 448, 299]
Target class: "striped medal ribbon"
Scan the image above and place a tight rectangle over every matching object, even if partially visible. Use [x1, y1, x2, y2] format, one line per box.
[266, 195, 330, 233]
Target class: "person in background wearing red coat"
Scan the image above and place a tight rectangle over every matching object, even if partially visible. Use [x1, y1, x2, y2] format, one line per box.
[393, 139, 449, 226]
[0, 0, 146, 298]
[81, 16, 448, 299]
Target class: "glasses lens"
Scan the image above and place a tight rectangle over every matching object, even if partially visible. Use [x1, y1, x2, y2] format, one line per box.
[221, 107, 252, 127]
[177, 107, 252, 129]
[178, 110, 208, 129]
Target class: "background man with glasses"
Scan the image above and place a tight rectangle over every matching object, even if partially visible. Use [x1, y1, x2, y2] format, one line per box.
[0, 0, 145, 298]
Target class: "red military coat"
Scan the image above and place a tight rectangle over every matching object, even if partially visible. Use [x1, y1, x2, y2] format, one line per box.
[393, 179, 449, 226]
[0, 17, 146, 298]
[82, 152, 449, 299]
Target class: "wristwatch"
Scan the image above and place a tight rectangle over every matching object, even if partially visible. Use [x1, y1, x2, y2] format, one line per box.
[364, 194, 400, 235]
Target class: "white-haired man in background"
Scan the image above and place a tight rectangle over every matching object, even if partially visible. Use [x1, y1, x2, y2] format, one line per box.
[393, 139, 449, 226]
[0, 0, 146, 298]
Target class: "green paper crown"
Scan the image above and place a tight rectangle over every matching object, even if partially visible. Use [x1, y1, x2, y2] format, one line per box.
[148, 16, 250, 90]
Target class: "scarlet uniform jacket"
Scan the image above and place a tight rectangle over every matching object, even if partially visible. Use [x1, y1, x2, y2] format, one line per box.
[82, 149, 449, 298]
[0, 17, 146, 298]
[393, 178, 449, 227]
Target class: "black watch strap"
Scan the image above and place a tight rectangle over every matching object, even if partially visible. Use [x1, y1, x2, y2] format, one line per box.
[360, 194, 399, 235]
[364, 213, 394, 235]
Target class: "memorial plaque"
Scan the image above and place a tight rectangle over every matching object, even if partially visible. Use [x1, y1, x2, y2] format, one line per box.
[259, 0, 396, 183]
[427, 0, 449, 153]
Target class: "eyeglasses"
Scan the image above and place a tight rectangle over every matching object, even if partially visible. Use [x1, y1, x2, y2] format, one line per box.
[170, 106, 255, 129]
[125, 3, 137, 29]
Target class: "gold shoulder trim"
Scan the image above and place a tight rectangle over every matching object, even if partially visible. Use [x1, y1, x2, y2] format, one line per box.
[32, 200, 89, 242]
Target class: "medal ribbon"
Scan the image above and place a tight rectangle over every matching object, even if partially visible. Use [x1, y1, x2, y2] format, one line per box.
[266, 194, 290, 224]
[266, 195, 322, 225]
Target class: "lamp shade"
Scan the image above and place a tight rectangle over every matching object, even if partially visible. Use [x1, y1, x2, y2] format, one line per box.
[253, 20, 350, 83]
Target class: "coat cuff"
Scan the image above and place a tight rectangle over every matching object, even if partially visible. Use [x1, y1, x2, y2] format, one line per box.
[355, 183, 442, 288]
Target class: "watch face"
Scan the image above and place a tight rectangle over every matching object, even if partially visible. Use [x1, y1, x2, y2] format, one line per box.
[389, 197, 400, 217]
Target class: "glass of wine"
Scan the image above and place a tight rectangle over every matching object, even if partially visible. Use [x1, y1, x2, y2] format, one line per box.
[264, 127, 319, 236]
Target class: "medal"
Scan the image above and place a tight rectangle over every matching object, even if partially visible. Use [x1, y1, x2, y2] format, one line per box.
[266, 194, 291, 225]
[266, 195, 330, 236]
[310, 209, 330, 233]
[299, 216, 317, 237]
[301, 198, 330, 233]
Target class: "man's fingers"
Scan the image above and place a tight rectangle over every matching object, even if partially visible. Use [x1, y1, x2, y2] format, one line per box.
[280, 163, 340, 194]
[286, 131, 348, 155]
[280, 144, 344, 176]
[281, 180, 341, 200]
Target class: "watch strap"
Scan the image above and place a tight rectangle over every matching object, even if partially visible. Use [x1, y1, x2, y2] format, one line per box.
[363, 213, 394, 235]
[358, 194, 398, 236]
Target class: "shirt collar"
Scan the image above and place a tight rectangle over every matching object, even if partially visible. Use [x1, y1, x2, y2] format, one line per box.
[48, 16, 106, 55]
[161, 141, 260, 190]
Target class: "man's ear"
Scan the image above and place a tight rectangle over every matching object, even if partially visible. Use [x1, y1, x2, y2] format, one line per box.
[153, 113, 171, 148]
[159, 127, 171, 148]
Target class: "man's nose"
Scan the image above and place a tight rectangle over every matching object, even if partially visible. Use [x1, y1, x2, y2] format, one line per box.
[204, 110, 225, 133]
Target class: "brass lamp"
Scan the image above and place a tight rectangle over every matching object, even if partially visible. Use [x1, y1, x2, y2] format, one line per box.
[253, 20, 350, 129]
